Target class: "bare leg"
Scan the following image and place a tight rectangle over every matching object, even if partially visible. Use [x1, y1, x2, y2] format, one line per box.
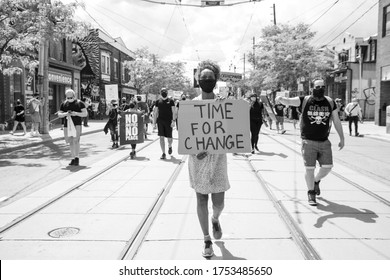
[159, 136, 166, 154]
[211, 192, 225, 220]
[305, 167, 315, 191]
[196, 193, 210, 237]
[314, 166, 332, 182]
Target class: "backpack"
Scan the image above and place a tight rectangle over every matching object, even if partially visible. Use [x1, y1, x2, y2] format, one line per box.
[28, 100, 37, 114]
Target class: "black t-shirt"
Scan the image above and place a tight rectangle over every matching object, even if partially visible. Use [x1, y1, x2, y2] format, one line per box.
[250, 101, 263, 121]
[274, 104, 285, 117]
[299, 96, 336, 141]
[60, 100, 86, 127]
[14, 104, 25, 121]
[155, 98, 175, 122]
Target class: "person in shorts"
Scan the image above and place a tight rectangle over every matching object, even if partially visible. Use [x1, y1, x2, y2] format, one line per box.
[275, 79, 345, 206]
[58, 89, 87, 166]
[153, 88, 176, 159]
[274, 102, 286, 134]
[10, 99, 27, 135]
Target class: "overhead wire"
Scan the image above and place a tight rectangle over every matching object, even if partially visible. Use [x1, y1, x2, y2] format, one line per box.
[86, 4, 171, 53]
[312, 0, 368, 46]
[175, 0, 201, 61]
[138, 0, 261, 8]
[286, 0, 331, 23]
[324, 1, 379, 46]
[308, 0, 340, 27]
[156, 5, 178, 55]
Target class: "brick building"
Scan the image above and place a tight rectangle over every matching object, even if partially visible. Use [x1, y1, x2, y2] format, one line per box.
[376, 0, 390, 125]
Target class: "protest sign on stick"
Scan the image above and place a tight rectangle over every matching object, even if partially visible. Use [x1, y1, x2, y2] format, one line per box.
[119, 112, 144, 145]
[178, 99, 251, 154]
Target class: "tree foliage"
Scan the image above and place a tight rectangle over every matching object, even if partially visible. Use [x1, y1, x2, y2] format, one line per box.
[124, 47, 192, 98]
[0, 0, 89, 74]
[247, 23, 332, 91]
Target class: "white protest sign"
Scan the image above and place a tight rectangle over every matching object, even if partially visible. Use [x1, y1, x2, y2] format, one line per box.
[178, 99, 251, 154]
[105, 84, 119, 103]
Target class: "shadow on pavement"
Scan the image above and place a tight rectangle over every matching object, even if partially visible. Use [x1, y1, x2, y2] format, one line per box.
[314, 197, 378, 228]
[212, 241, 247, 260]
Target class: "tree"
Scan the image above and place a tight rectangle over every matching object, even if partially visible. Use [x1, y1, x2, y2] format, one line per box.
[0, 0, 89, 74]
[247, 23, 332, 92]
[124, 47, 191, 98]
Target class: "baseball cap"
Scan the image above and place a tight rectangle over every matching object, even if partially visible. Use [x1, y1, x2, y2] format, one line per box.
[111, 99, 118, 105]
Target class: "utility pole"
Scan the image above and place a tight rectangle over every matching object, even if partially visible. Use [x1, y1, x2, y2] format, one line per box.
[253, 37, 256, 69]
[243, 53, 246, 80]
[38, 0, 50, 134]
[272, 3, 276, 25]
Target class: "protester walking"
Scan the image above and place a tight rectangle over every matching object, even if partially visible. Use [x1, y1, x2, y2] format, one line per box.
[275, 79, 344, 206]
[58, 89, 88, 166]
[249, 93, 264, 153]
[81, 97, 91, 127]
[10, 99, 27, 135]
[274, 102, 286, 134]
[335, 98, 345, 120]
[125, 102, 140, 159]
[153, 88, 176, 159]
[188, 60, 231, 258]
[344, 98, 363, 137]
[104, 99, 120, 148]
[28, 93, 42, 137]
[135, 95, 150, 139]
[289, 105, 300, 129]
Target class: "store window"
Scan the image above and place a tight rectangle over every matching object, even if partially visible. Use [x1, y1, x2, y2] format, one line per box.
[114, 59, 118, 79]
[383, 5, 390, 37]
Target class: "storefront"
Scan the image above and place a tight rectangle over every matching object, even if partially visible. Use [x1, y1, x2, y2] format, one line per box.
[48, 68, 73, 119]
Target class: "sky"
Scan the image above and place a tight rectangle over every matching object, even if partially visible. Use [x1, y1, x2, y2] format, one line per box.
[68, 0, 379, 75]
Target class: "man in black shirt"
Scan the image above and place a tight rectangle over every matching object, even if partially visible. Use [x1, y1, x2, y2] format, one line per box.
[275, 79, 344, 206]
[58, 89, 88, 166]
[153, 88, 176, 159]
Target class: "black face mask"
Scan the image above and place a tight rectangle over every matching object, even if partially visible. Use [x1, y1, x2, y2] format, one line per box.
[161, 92, 168, 98]
[181, 97, 186, 101]
[313, 88, 325, 98]
[199, 79, 216, 93]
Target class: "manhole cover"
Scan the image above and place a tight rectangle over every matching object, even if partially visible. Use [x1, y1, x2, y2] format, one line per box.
[48, 227, 80, 238]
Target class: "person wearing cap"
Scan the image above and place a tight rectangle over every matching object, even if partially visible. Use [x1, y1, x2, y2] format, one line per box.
[105, 99, 120, 148]
[119, 97, 130, 112]
[249, 93, 264, 153]
[153, 88, 176, 159]
[58, 89, 88, 166]
[344, 97, 363, 136]
[275, 79, 344, 206]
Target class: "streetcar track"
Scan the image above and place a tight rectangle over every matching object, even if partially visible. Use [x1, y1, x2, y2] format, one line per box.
[0, 138, 160, 235]
[243, 154, 321, 260]
[119, 154, 188, 260]
[267, 134, 390, 207]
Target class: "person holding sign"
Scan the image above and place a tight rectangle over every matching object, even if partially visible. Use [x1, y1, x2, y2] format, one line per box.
[189, 60, 231, 258]
[153, 88, 176, 160]
[105, 99, 120, 148]
[58, 89, 87, 166]
[126, 102, 140, 159]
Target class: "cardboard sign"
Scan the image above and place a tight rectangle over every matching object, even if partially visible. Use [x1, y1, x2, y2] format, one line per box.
[119, 112, 144, 145]
[178, 99, 251, 154]
[105, 84, 119, 103]
[260, 91, 277, 122]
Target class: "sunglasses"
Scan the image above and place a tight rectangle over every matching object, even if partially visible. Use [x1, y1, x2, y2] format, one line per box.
[314, 85, 325, 89]
[66, 97, 74, 100]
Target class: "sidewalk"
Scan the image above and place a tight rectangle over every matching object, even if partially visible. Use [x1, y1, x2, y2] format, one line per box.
[0, 120, 106, 154]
